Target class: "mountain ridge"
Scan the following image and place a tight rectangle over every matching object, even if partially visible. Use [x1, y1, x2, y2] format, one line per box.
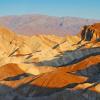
[0, 14, 99, 36]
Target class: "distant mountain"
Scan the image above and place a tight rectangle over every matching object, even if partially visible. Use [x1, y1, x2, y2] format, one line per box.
[0, 14, 99, 36]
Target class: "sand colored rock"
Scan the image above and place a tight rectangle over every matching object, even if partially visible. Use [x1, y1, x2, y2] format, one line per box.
[0, 23, 99, 99]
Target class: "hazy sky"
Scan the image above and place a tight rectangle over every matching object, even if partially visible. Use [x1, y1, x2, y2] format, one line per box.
[0, 0, 100, 19]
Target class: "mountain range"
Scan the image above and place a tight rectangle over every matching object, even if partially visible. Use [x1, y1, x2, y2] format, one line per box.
[0, 14, 99, 36]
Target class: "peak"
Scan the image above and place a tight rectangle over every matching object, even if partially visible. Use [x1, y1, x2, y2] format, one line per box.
[0, 26, 14, 34]
[80, 23, 100, 41]
[90, 23, 100, 30]
[0, 26, 15, 41]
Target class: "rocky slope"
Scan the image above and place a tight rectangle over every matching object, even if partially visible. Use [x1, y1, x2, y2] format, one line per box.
[0, 23, 100, 100]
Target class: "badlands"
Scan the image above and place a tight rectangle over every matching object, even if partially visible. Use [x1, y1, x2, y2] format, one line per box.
[0, 23, 100, 100]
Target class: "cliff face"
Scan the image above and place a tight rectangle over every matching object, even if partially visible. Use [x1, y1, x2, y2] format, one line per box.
[80, 23, 100, 41]
[0, 23, 99, 100]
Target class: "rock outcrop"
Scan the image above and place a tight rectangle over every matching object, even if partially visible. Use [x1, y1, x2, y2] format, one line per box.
[80, 23, 100, 41]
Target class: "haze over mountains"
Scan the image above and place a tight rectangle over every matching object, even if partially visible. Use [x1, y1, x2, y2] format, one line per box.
[0, 14, 99, 36]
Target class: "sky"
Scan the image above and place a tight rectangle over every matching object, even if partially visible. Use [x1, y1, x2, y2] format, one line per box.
[0, 0, 100, 19]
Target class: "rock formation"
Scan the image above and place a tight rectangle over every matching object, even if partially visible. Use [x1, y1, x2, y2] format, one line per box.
[80, 23, 100, 41]
[0, 23, 99, 100]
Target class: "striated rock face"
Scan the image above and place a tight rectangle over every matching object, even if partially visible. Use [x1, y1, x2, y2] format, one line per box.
[0, 23, 99, 100]
[80, 23, 100, 41]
